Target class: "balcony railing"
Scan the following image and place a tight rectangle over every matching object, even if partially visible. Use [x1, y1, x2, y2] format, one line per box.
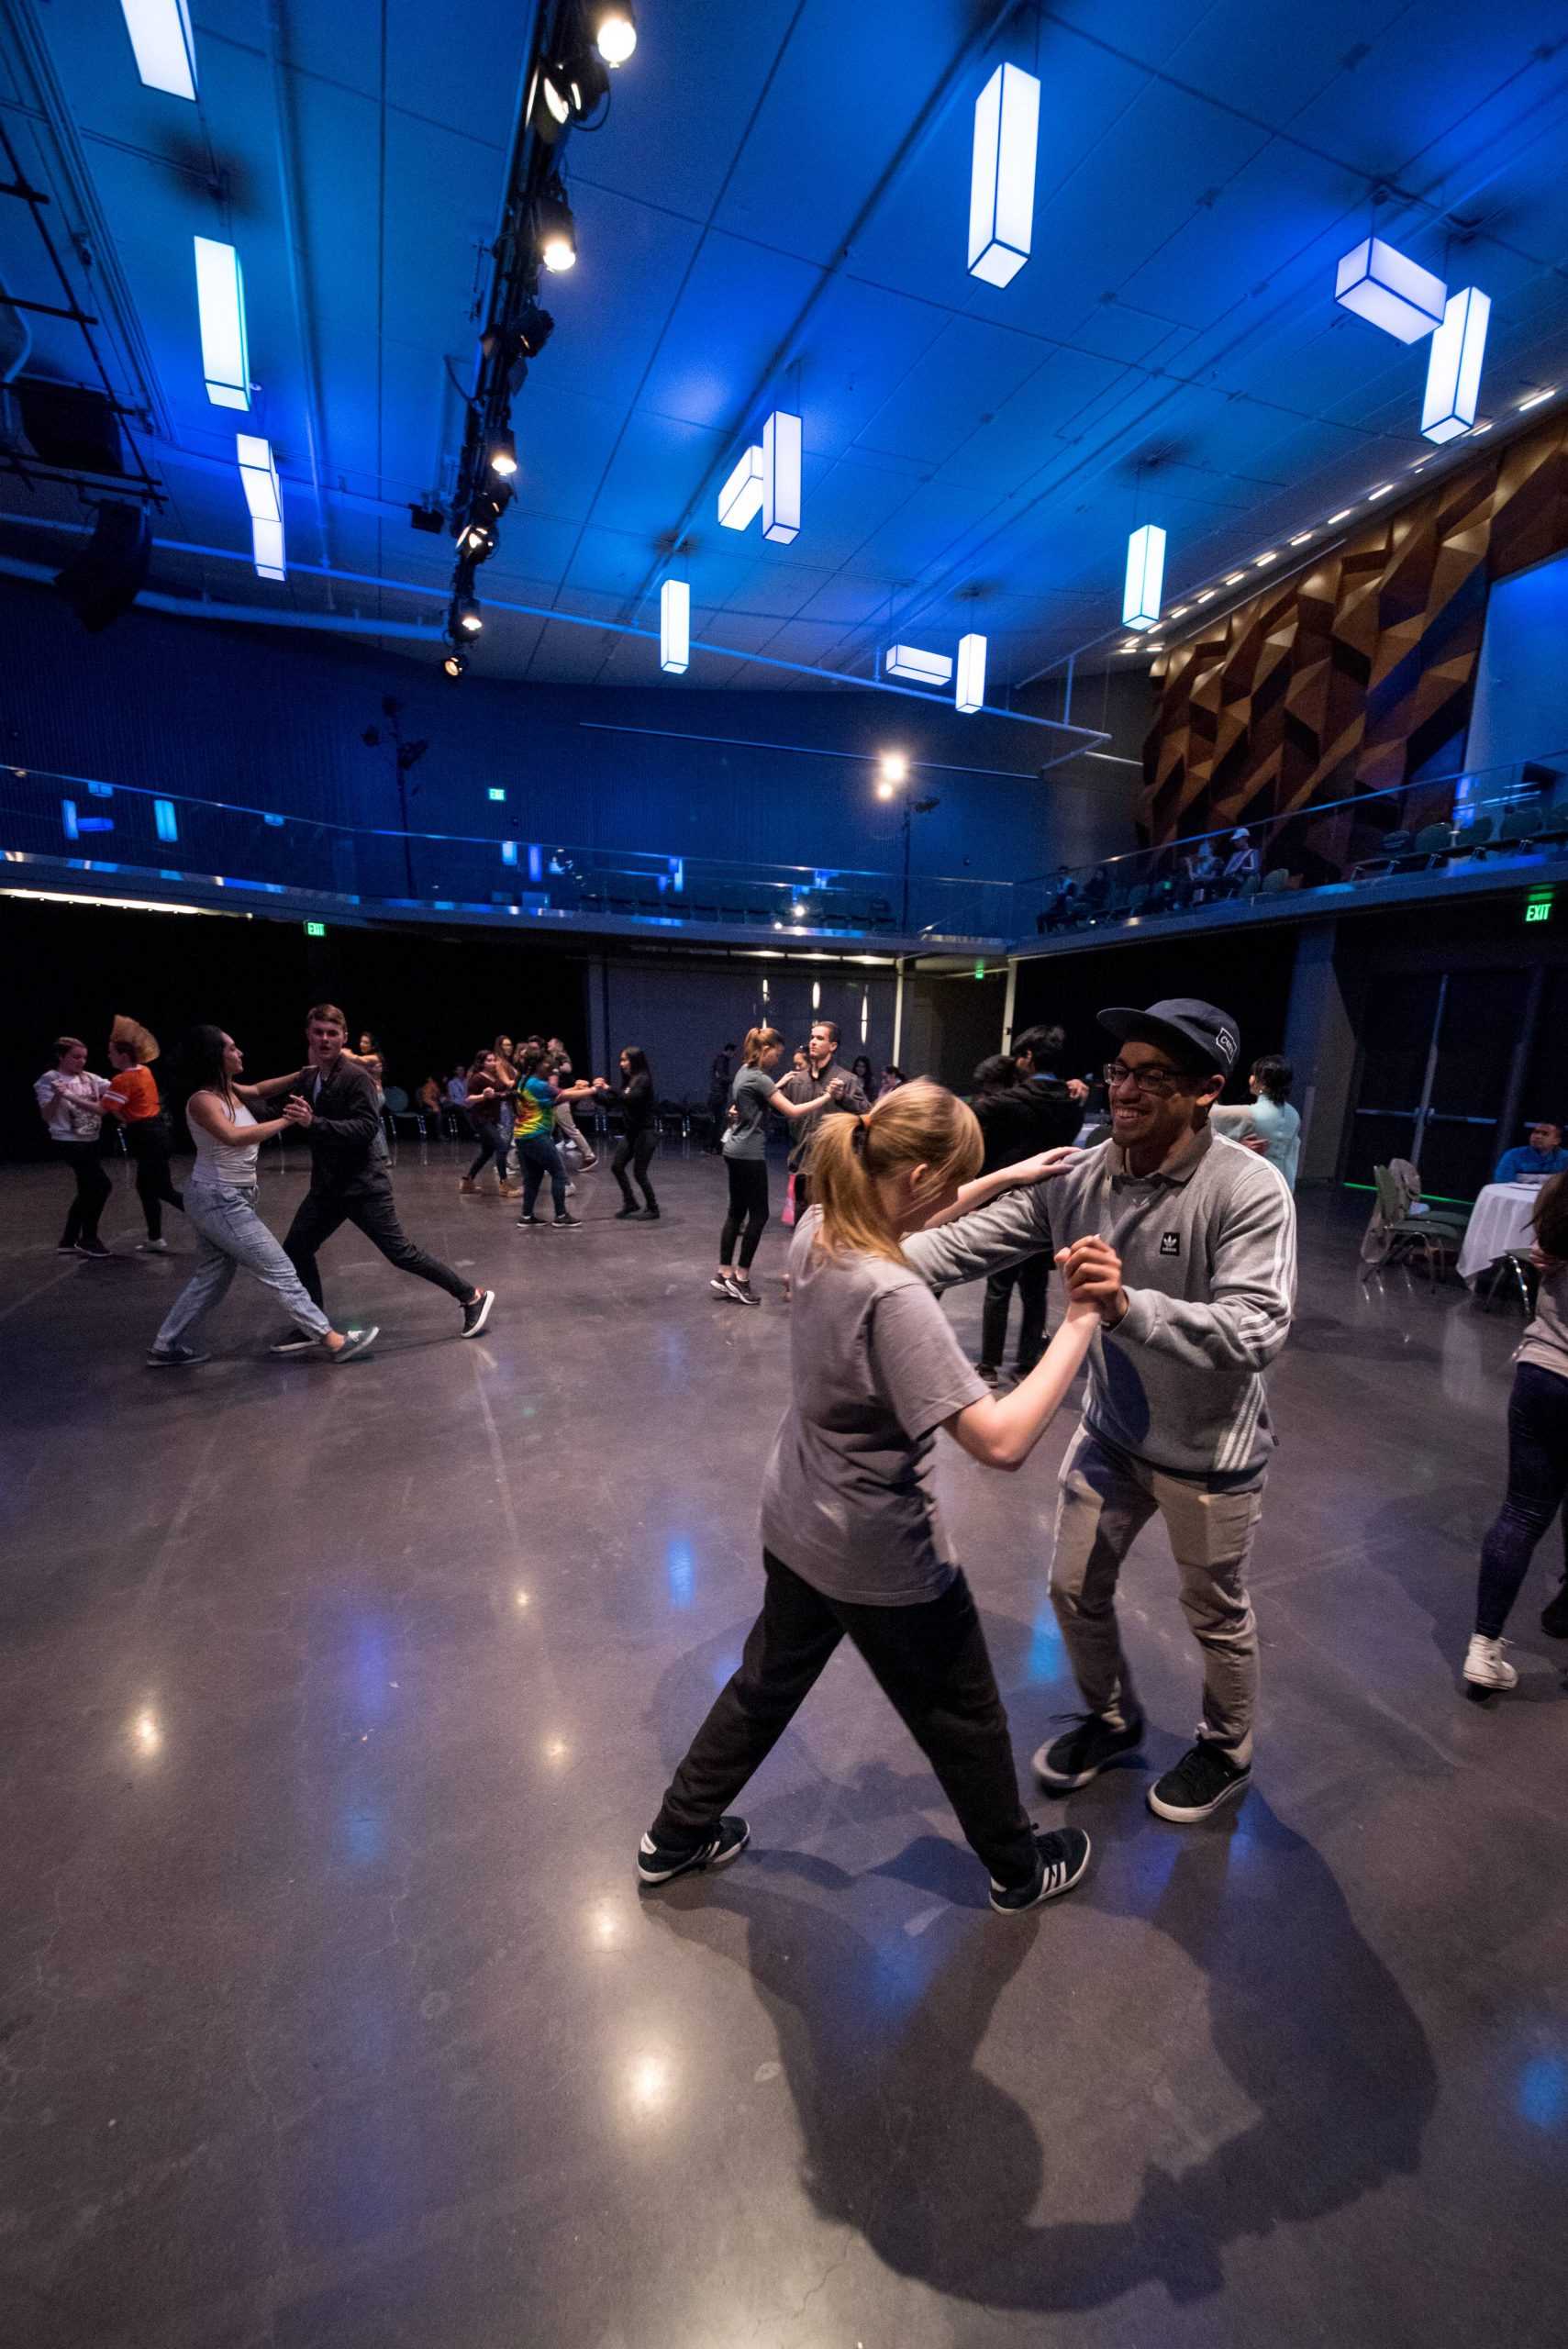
[0, 767, 1013, 946]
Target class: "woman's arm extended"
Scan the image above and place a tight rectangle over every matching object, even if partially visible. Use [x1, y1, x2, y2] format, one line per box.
[924, 1146, 1078, 1230]
[187, 1089, 305, 1149]
[945, 1276, 1106, 1472]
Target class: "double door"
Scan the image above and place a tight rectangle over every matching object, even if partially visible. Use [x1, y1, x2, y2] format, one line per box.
[1348, 969, 1535, 1199]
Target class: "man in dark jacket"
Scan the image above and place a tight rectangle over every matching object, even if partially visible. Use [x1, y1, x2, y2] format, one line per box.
[773, 1017, 870, 1210]
[251, 1004, 494, 1343]
[970, 1054, 1078, 1382]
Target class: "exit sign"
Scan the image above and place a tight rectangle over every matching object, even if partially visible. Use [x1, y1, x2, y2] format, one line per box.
[304, 920, 326, 938]
[488, 787, 506, 803]
[1525, 894, 1553, 925]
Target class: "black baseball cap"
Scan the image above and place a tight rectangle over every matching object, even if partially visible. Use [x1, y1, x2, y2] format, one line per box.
[1098, 997, 1240, 1078]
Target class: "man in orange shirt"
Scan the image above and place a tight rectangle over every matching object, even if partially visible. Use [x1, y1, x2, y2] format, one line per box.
[101, 1015, 183, 1252]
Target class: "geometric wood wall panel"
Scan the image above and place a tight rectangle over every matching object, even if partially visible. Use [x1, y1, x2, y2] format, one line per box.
[1141, 414, 1568, 843]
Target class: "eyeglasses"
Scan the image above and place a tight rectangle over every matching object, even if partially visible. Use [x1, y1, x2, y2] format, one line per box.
[1103, 1060, 1186, 1097]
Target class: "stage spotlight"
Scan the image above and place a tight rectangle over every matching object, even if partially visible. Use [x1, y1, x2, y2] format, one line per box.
[489, 426, 518, 478]
[879, 751, 909, 786]
[532, 39, 607, 140]
[536, 181, 576, 274]
[442, 647, 469, 679]
[453, 594, 483, 636]
[517, 302, 554, 359]
[595, 4, 637, 65]
[875, 781, 895, 801]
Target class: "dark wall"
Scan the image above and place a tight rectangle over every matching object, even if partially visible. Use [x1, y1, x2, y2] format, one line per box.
[0, 577, 1137, 888]
[1011, 930, 1298, 1090]
[1, 899, 587, 1162]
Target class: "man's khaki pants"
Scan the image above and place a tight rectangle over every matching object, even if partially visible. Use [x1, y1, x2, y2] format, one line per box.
[1050, 1426, 1264, 1765]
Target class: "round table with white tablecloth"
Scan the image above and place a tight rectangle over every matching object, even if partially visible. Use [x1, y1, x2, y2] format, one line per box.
[1455, 1181, 1547, 1284]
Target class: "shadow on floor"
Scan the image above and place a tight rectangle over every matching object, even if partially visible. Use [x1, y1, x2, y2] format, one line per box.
[647, 1794, 1437, 2316]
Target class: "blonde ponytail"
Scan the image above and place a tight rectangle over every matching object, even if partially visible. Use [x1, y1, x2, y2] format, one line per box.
[743, 1024, 784, 1068]
[809, 1078, 982, 1265]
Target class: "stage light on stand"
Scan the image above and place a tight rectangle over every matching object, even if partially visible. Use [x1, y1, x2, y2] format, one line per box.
[595, 4, 637, 64]
[1122, 523, 1165, 632]
[660, 577, 690, 674]
[193, 237, 249, 410]
[1421, 285, 1490, 444]
[536, 180, 577, 273]
[489, 426, 518, 479]
[968, 61, 1040, 288]
[955, 631, 986, 713]
[442, 647, 469, 679]
[1335, 237, 1446, 343]
[453, 593, 483, 636]
[879, 751, 909, 787]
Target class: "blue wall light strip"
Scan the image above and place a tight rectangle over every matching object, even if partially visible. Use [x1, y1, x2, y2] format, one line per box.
[61, 798, 80, 841]
[154, 798, 179, 843]
[1422, 287, 1491, 445]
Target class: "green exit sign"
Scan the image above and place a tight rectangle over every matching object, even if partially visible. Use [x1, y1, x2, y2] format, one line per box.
[304, 920, 326, 938]
[1525, 894, 1553, 925]
[488, 787, 506, 802]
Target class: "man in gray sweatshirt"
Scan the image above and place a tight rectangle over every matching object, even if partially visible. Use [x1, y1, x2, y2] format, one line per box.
[904, 997, 1296, 1823]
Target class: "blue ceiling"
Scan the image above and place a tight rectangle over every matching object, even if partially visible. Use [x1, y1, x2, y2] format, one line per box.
[4, 0, 1568, 695]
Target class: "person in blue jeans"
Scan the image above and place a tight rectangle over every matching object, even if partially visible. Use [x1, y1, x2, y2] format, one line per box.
[513, 1044, 578, 1230]
[1494, 1119, 1568, 1186]
[1464, 1173, 1568, 1690]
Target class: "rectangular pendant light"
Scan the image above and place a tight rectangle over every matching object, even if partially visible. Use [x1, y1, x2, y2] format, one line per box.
[250, 515, 285, 580]
[955, 632, 986, 714]
[1122, 523, 1166, 632]
[1335, 238, 1446, 343]
[194, 237, 250, 410]
[884, 645, 952, 686]
[717, 444, 763, 531]
[119, 0, 197, 100]
[968, 61, 1039, 289]
[1421, 285, 1490, 444]
[762, 409, 801, 544]
[236, 433, 281, 524]
[660, 577, 690, 674]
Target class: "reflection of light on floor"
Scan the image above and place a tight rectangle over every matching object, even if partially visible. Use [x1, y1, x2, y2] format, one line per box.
[1024, 1607, 1061, 1682]
[666, 1538, 695, 1609]
[543, 1736, 570, 1765]
[709, 1651, 741, 1688]
[627, 2052, 672, 2113]
[514, 1589, 530, 1609]
[591, 1904, 620, 1949]
[132, 1709, 161, 1756]
[1519, 2055, 1567, 2130]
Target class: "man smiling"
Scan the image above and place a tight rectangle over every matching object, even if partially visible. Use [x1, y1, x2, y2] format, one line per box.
[904, 998, 1296, 1823]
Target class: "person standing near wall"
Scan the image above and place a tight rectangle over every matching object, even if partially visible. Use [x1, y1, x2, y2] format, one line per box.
[1463, 1174, 1568, 1693]
[35, 1036, 116, 1259]
[250, 1004, 495, 1341]
[596, 1046, 660, 1219]
[712, 1026, 832, 1306]
[904, 998, 1296, 1826]
[100, 1015, 183, 1252]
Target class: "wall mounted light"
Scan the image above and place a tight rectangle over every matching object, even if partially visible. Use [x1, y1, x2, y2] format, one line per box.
[968, 62, 1039, 288]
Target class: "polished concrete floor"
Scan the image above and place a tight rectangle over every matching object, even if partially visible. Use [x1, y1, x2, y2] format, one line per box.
[2, 1141, 1565, 2348]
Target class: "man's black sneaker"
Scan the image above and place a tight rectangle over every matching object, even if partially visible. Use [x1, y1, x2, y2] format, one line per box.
[637, 1817, 750, 1887]
[515, 1213, 541, 1227]
[553, 1213, 581, 1229]
[614, 1205, 639, 1219]
[146, 1342, 209, 1368]
[1541, 1583, 1568, 1639]
[975, 1362, 1001, 1386]
[639, 1207, 661, 1221]
[56, 1241, 79, 1254]
[990, 1826, 1092, 1913]
[75, 1240, 115, 1260]
[269, 1331, 319, 1356]
[1147, 1741, 1251, 1823]
[461, 1289, 495, 1338]
[1033, 1711, 1145, 1790]
[326, 1325, 378, 1364]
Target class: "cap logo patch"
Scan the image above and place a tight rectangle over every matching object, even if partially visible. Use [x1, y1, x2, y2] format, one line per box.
[1216, 1029, 1237, 1059]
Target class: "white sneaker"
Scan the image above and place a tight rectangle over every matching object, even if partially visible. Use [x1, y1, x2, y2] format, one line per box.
[137, 1238, 170, 1252]
[1462, 1633, 1518, 1693]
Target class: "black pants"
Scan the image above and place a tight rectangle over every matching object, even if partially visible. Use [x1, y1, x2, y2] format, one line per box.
[613, 1128, 658, 1209]
[720, 1156, 770, 1269]
[981, 1253, 1049, 1374]
[1475, 1361, 1568, 1637]
[126, 1121, 183, 1242]
[653, 1550, 1038, 1889]
[54, 1141, 111, 1248]
[517, 1131, 567, 1216]
[284, 1181, 472, 1312]
[466, 1124, 506, 1182]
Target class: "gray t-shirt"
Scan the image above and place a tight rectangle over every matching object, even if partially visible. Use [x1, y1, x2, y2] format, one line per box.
[760, 1209, 991, 1605]
[724, 1063, 779, 1161]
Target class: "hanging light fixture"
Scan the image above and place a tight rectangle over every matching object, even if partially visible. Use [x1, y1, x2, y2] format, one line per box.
[660, 578, 690, 674]
[536, 179, 577, 274]
[1122, 523, 1166, 633]
[884, 646, 951, 686]
[1335, 238, 1446, 343]
[955, 632, 987, 713]
[762, 409, 801, 544]
[193, 237, 249, 410]
[442, 647, 469, 679]
[1421, 286, 1491, 443]
[968, 61, 1040, 288]
[595, 4, 637, 64]
[489, 425, 518, 479]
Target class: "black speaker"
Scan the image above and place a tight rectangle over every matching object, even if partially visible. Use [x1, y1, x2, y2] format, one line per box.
[16, 378, 127, 475]
[54, 502, 152, 632]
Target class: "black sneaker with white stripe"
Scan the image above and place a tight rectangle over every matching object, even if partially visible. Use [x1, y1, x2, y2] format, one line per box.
[637, 1816, 750, 1887]
[990, 1826, 1092, 1913]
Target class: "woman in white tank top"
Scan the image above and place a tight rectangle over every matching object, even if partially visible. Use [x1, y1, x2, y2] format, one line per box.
[149, 1026, 377, 1369]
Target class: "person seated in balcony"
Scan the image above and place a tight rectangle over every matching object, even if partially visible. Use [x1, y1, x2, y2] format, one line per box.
[1079, 865, 1110, 920]
[1222, 829, 1260, 894]
[1040, 866, 1078, 932]
[1496, 1121, 1568, 1185]
[1184, 839, 1222, 903]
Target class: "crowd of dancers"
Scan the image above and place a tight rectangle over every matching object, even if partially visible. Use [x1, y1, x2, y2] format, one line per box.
[33, 988, 1568, 1910]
